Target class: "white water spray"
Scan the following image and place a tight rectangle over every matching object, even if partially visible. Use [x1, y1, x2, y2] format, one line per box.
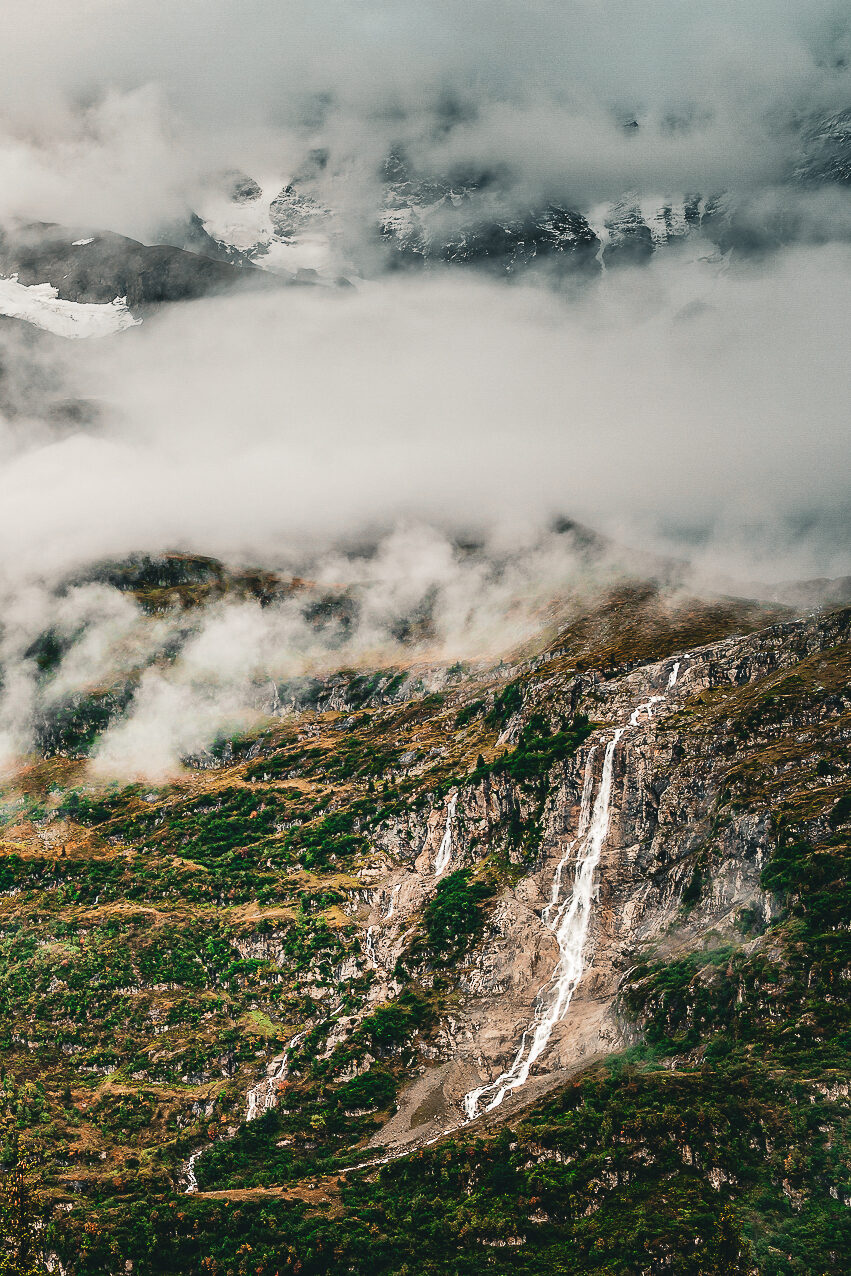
[433, 793, 457, 877]
[383, 883, 401, 921]
[184, 1149, 202, 1194]
[541, 748, 597, 928]
[629, 694, 663, 725]
[245, 1028, 308, 1121]
[463, 663, 683, 1120]
[183, 1024, 313, 1190]
[463, 730, 623, 1118]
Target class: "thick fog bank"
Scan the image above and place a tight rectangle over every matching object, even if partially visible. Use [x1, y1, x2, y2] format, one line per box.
[0, 246, 848, 584]
[0, 1, 849, 778]
[1, 2, 850, 239]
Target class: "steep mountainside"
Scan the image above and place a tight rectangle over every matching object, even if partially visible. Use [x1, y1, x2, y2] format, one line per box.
[0, 224, 277, 309]
[0, 576, 848, 1274]
[181, 105, 851, 281]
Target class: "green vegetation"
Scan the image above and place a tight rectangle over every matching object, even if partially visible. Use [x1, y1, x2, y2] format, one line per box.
[34, 686, 135, 758]
[485, 681, 523, 728]
[103, 786, 288, 862]
[421, 869, 494, 955]
[470, 714, 593, 790]
[0, 1154, 47, 1276]
[190, 989, 435, 1193]
[0, 592, 846, 1274]
[46, 792, 849, 1276]
[454, 698, 485, 728]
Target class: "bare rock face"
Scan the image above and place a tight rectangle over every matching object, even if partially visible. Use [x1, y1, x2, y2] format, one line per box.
[379, 162, 601, 275]
[600, 199, 654, 265]
[795, 108, 851, 186]
[345, 607, 851, 1150]
[227, 172, 263, 204]
[269, 185, 331, 240]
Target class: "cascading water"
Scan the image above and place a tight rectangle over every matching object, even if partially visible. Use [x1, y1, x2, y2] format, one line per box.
[184, 1149, 202, 1194]
[184, 1021, 315, 1189]
[193, 657, 688, 1180]
[629, 694, 662, 725]
[245, 1028, 308, 1121]
[185, 1038, 298, 1190]
[383, 883, 401, 920]
[433, 792, 457, 877]
[541, 748, 597, 928]
[463, 731, 622, 1118]
[463, 663, 682, 1120]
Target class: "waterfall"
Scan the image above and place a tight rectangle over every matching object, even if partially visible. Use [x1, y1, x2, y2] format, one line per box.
[541, 748, 597, 927]
[383, 883, 401, 920]
[463, 730, 623, 1118]
[463, 665, 681, 1120]
[183, 1022, 312, 1190]
[184, 1149, 202, 1194]
[245, 1028, 308, 1121]
[629, 694, 663, 725]
[433, 792, 457, 877]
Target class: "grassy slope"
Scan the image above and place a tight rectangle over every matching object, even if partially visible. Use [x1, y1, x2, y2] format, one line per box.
[0, 587, 847, 1274]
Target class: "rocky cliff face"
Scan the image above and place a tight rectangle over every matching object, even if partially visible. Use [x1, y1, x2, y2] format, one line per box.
[0, 222, 280, 311]
[301, 608, 851, 1152]
[178, 102, 851, 282]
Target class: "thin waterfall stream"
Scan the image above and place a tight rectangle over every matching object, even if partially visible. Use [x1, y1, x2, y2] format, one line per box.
[463, 661, 683, 1119]
[433, 791, 457, 876]
[186, 661, 685, 1190]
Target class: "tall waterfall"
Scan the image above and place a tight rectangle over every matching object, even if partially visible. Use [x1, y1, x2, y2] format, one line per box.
[433, 792, 458, 876]
[463, 664, 682, 1120]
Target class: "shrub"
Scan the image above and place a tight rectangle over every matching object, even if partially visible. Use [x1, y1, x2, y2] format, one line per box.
[423, 870, 494, 955]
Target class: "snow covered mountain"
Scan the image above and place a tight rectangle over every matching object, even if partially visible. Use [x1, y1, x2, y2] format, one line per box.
[2, 95, 849, 342]
[168, 105, 851, 282]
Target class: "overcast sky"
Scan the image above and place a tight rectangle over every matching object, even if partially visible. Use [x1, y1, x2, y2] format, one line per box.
[0, 1, 850, 775]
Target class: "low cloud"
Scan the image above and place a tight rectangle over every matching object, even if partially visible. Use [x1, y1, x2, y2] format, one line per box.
[0, 3, 849, 237]
[0, 523, 618, 779]
[1, 246, 848, 584]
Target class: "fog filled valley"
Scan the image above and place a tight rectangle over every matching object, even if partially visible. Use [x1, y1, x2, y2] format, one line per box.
[0, 4, 850, 1275]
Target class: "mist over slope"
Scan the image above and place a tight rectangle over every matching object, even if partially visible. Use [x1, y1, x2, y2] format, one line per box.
[0, 0, 847, 785]
[1, 250, 850, 589]
[3, 2, 851, 238]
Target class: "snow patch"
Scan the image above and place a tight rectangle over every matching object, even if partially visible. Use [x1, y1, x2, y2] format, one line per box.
[198, 177, 338, 279]
[0, 275, 140, 339]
